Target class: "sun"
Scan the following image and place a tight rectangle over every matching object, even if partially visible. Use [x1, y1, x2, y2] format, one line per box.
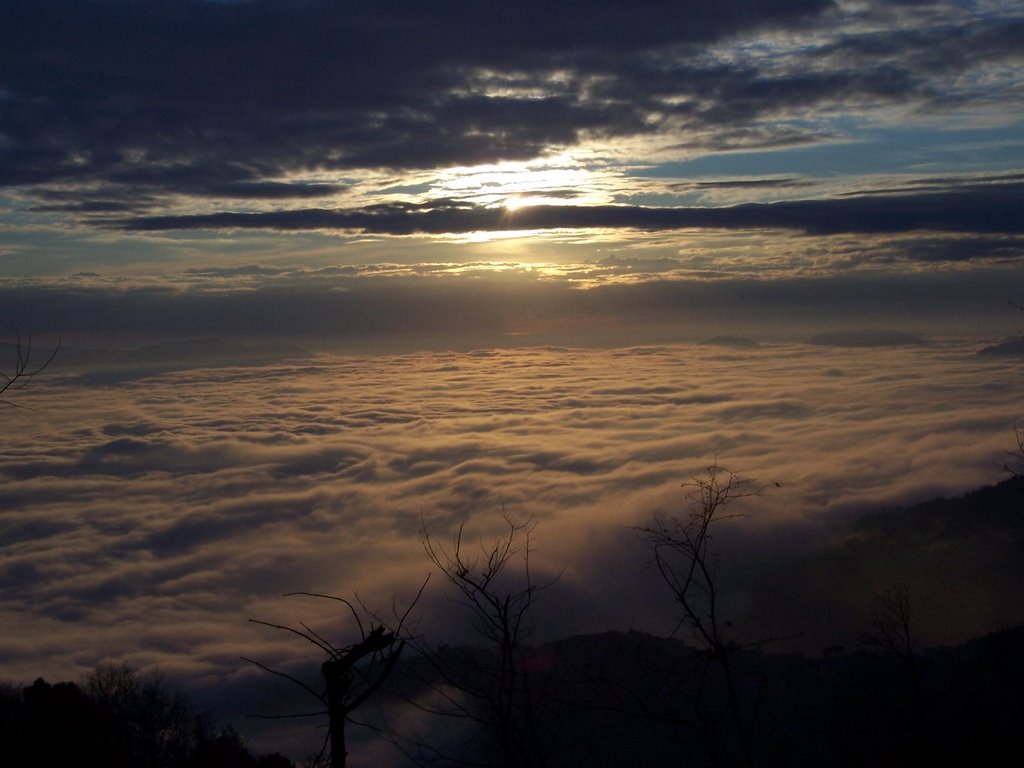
[502, 194, 559, 211]
[432, 154, 607, 209]
[503, 195, 529, 211]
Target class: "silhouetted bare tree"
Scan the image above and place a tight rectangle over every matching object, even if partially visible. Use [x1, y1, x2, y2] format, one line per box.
[860, 584, 931, 765]
[409, 511, 557, 768]
[1005, 300, 1024, 477]
[638, 464, 761, 768]
[86, 663, 198, 768]
[1005, 424, 1024, 477]
[245, 588, 424, 768]
[1, 329, 59, 406]
[862, 585, 916, 663]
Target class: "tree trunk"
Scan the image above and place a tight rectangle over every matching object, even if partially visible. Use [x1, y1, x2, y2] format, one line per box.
[323, 660, 350, 768]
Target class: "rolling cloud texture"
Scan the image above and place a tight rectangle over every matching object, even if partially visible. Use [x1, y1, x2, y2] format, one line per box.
[2, 342, 1020, 688]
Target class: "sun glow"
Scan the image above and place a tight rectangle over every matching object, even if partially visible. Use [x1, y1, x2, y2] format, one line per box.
[461, 227, 552, 243]
[432, 154, 609, 209]
[502, 194, 563, 211]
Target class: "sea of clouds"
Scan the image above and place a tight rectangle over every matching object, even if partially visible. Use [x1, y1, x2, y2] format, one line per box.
[1, 339, 1020, 751]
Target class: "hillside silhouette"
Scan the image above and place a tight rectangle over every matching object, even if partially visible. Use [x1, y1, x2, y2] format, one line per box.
[4, 477, 1023, 767]
[376, 621, 1023, 767]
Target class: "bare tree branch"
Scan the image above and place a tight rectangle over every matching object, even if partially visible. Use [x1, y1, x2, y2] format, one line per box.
[636, 463, 762, 768]
[240, 656, 325, 703]
[1, 329, 60, 407]
[285, 592, 366, 639]
[248, 587, 423, 768]
[408, 510, 560, 768]
[1004, 423, 1024, 478]
[862, 585, 917, 662]
[248, 618, 336, 657]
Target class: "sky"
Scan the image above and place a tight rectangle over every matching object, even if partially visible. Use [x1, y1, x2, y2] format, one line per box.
[0, 0, 1022, 343]
[2, 0, 1024, 762]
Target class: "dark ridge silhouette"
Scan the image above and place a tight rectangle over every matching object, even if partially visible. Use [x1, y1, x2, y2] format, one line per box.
[852, 474, 1024, 535]
[806, 329, 926, 347]
[698, 335, 761, 349]
[381, 620, 1024, 768]
[119, 338, 310, 364]
[53, 338, 311, 367]
[6, 618, 1022, 767]
[977, 337, 1024, 356]
[744, 475, 1024, 654]
[5, 477, 1022, 767]
[44, 338, 313, 384]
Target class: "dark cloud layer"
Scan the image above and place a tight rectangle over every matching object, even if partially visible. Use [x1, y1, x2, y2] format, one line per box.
[0, 0, 830, 187]
[2, 0, 1020, 235]
[118, 179, 1024, 236]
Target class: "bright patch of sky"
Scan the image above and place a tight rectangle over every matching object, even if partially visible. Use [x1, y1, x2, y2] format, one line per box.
[635, 122, 1024, 189]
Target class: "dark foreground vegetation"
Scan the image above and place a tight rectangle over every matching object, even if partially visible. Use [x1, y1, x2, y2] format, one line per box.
[4, 474, 1023, 768]
[370, 473, 1024, 768]
[6, 621, 1021, 768]
[387, 621, 1024, 768]
[0, 665, 293, 768]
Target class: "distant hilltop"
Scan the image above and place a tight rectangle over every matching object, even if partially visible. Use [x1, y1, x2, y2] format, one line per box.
[806, 329, 926, 347]
[115, 338, 310, 365]
[42, 338, 313, 384]
[698, 335, 761, 349]
[977, 337, 1024, 357]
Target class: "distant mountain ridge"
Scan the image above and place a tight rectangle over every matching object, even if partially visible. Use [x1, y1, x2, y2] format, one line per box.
[698, 335, 761, 348]
[117, 338, 310, 364]
[806, 328, 926, 347]
[977, 336, 1024, 356]
[746, 474, 1024, 653]
[41, 338, 313, 382]
[385, 619, 1024, 767]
